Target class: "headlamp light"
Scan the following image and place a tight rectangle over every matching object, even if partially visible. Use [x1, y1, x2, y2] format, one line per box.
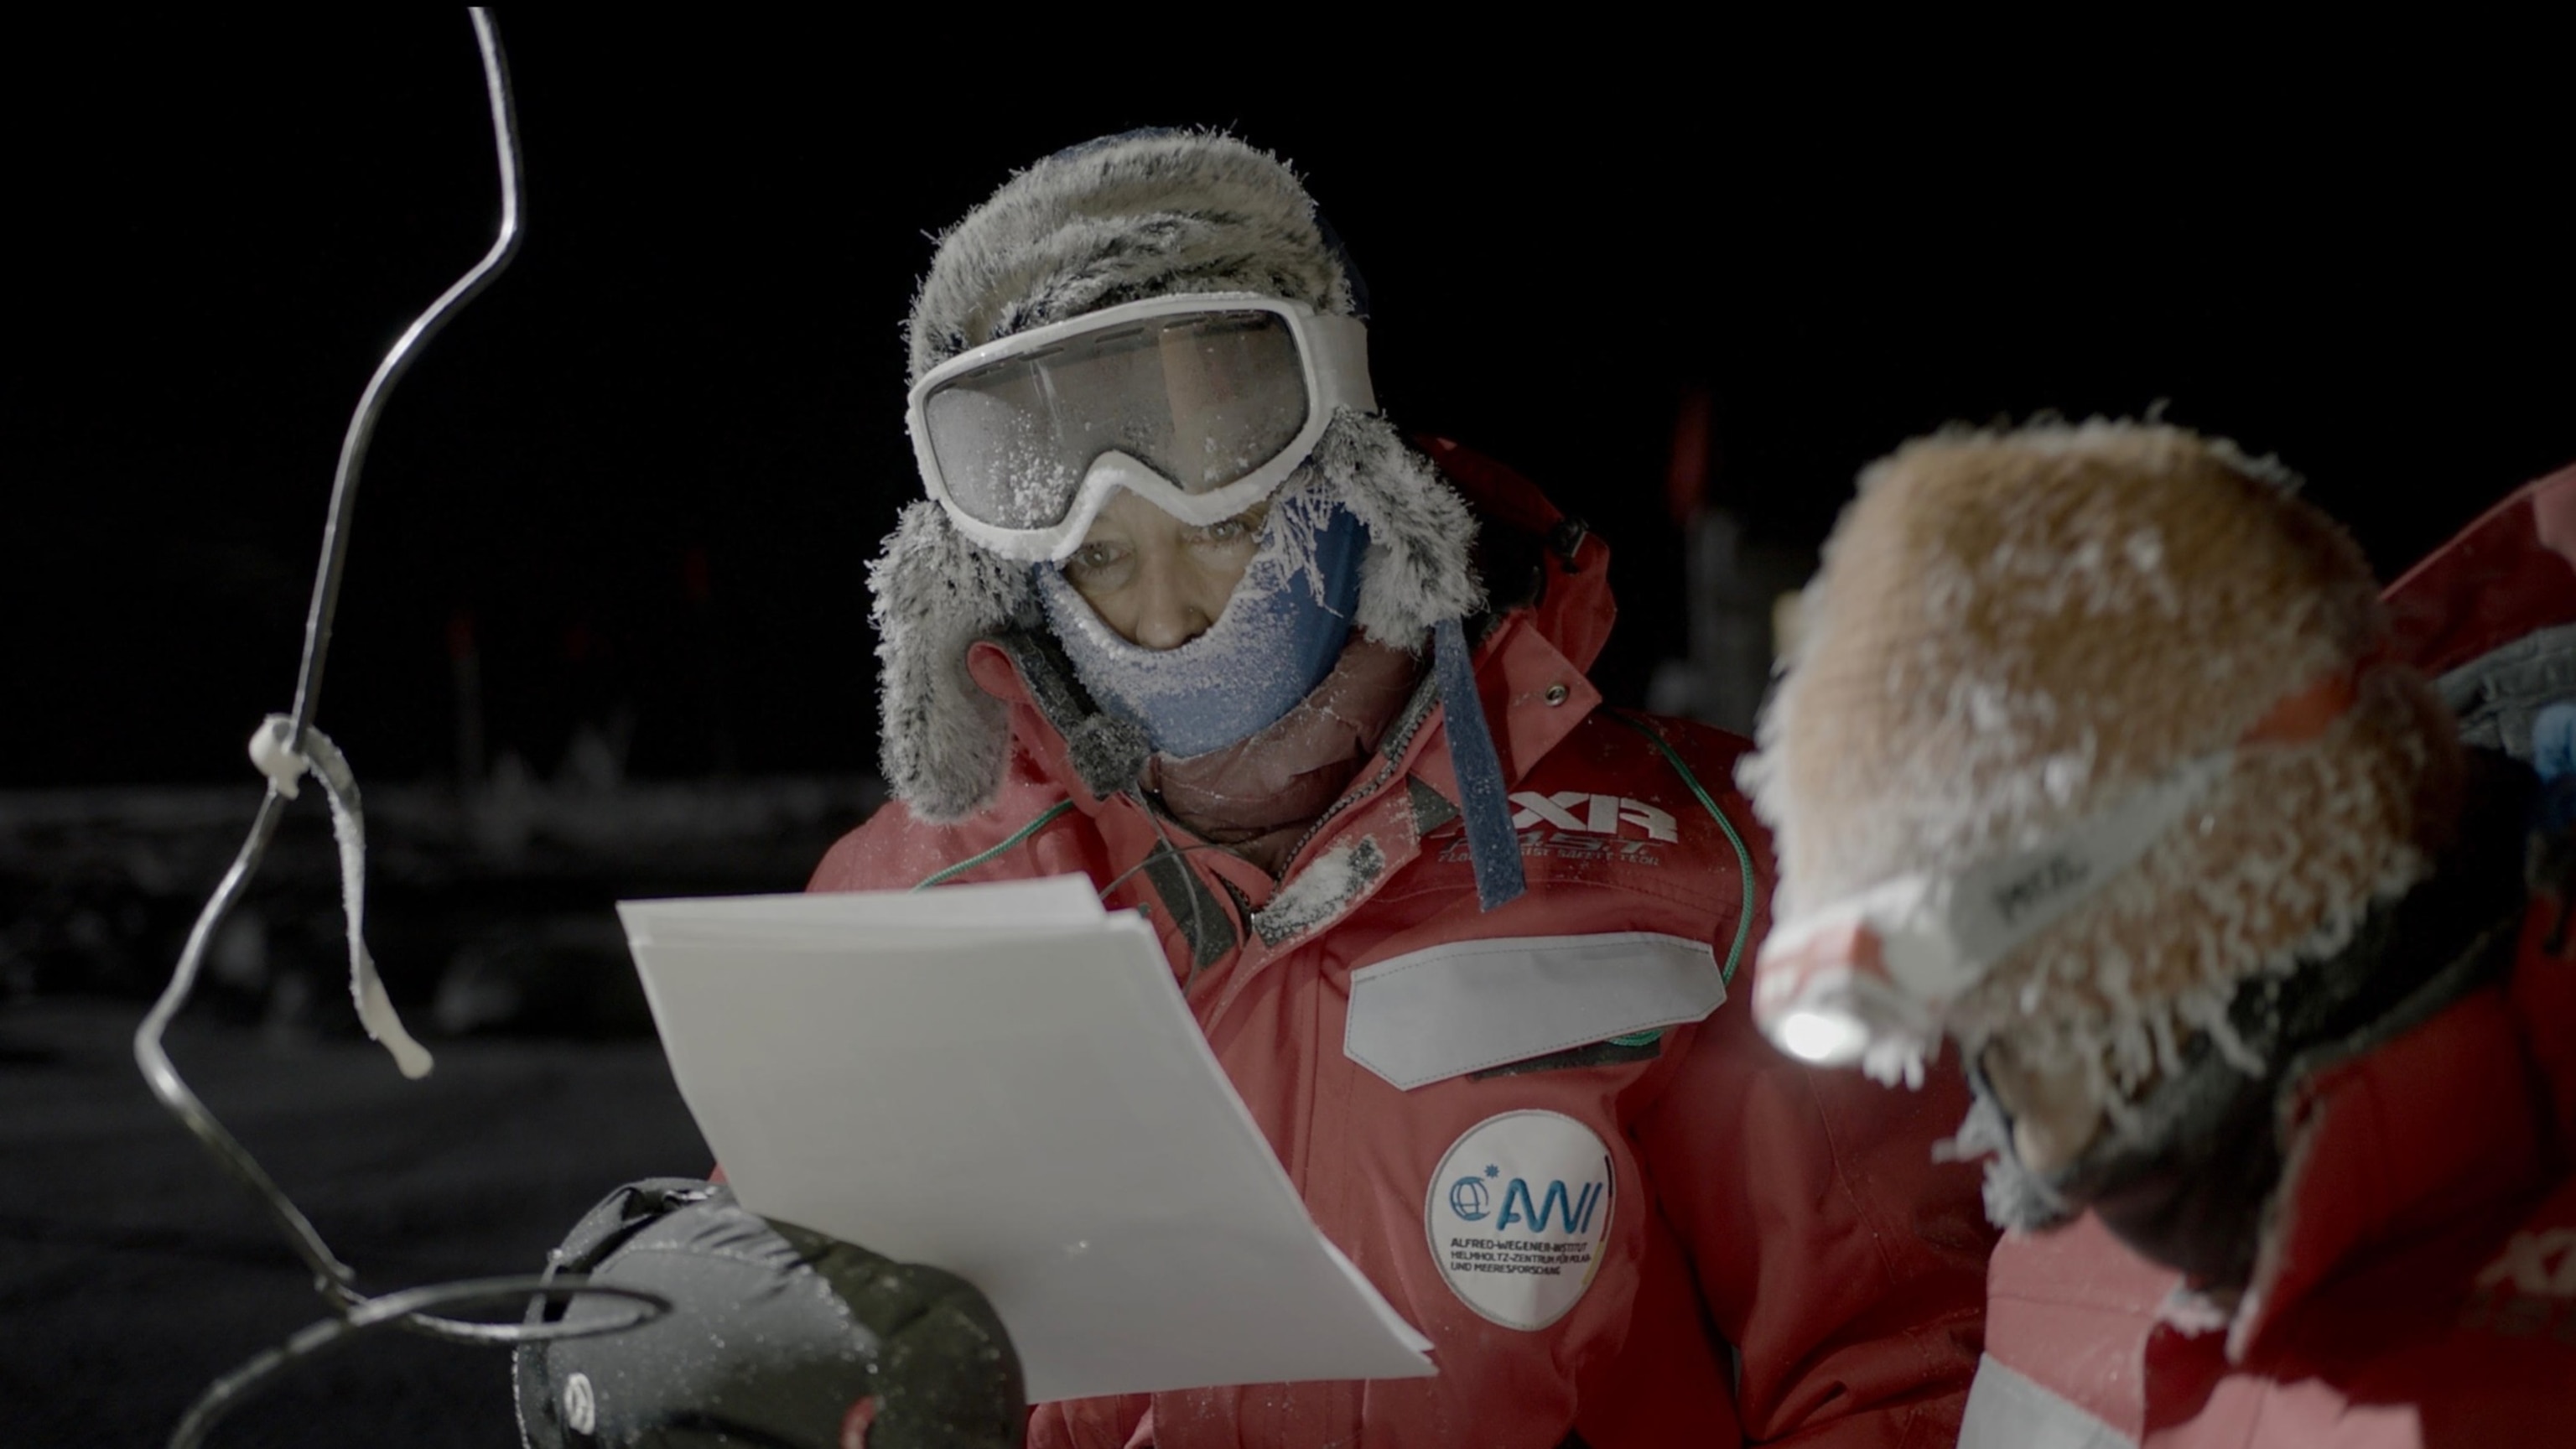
[1752, 751, 2236, 1085]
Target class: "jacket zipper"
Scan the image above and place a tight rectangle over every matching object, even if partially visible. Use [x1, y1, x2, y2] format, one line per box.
[1270, 669, 1445, 884]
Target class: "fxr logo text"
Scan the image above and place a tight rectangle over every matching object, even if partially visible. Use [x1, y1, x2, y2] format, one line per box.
[1509, 792, 1679, 844]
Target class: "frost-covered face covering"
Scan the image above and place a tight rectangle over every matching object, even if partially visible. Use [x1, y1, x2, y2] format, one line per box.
[910, 293, 1376, 563]
[1036, 479, 1367, 756]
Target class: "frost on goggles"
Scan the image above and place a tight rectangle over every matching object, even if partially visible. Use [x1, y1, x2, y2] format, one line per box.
[919, 309, 1311, 532]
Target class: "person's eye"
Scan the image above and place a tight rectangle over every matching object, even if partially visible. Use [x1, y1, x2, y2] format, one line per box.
[1065, 541, 1128, 581]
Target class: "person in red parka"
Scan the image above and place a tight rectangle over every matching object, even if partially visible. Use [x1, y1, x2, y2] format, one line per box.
[823, 130, 1993, 1447]
[520, 129, 1996, 1449]
[1740, 421, 2576, 1447]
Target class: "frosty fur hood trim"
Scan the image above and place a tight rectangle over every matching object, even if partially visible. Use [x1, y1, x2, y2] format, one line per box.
[1743, 418, 2461, 1131]
[906, 130, 1358, 385]
[867, 498, 1038, 823]
[871, 408, 1480, 822]
[875, 128, 1475, 821]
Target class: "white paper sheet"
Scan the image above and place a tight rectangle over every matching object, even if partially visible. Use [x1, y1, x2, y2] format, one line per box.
[618, 878, 1435, 1403]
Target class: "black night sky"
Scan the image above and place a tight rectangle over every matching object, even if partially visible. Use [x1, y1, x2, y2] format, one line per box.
[2, 20, 2572, 1446]
[10, 16, 2572, 789]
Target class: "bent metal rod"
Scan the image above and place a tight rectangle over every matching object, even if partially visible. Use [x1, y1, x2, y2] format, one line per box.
[130, 13, 667, 1446]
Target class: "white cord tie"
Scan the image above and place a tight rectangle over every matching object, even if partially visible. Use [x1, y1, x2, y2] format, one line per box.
[247, 717, 311, 800]
[249, 714, 435, 1079]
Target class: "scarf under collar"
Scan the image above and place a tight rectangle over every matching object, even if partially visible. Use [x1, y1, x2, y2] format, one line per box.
[1141, 633, 1422, 875]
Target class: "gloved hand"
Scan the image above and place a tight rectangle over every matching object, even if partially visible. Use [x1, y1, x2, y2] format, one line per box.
[515, 1178, 1023, 1449]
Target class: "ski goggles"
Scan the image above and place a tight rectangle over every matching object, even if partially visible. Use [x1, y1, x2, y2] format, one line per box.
[905, 293, 1376, 562]
[1752, 663, 2367, 1083]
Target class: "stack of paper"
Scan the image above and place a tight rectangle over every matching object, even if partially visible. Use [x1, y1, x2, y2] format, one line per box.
[619, 875, 1434, 1402]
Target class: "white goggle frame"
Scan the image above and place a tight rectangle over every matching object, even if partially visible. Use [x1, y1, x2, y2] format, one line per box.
[1752, 659, 2367, 1083]
[1754, 751, 2236, 1084]
[903, 293, 1377, 563]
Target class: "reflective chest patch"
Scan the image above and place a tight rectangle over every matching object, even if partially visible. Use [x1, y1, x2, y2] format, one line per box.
[1424, 1110, 1614, 1330]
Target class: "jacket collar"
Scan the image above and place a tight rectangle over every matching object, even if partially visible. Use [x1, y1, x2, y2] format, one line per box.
[959, 569, 1605, 865]
[2230, 911, 2546, 1358]
[2386, 458, 2576, 678]
[957, 441, 1616, 938]
[2224, 753, 2547, 1356]
[1979, 755, 2547, 1356]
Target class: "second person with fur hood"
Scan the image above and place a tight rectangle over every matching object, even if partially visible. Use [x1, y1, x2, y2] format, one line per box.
[1742, 423, 2576, 1446]
[818, 129, 1995, 1447]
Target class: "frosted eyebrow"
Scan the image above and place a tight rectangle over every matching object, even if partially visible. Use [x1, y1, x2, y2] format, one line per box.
[1197, 501, 1272, 533]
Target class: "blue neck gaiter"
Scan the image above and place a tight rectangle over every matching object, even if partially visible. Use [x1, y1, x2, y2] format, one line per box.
[1035, 491, 1368, 758]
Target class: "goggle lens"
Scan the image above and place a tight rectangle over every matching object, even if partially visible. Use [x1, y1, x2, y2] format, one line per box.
[922, 309, 1311, 530]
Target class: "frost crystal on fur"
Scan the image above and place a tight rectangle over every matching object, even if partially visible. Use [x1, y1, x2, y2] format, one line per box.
[906, 131, 1356, 386]
[1319, 411, 1486, 645]
[1742, 418, 2458, 1130]
[869, 501, 1035, 822]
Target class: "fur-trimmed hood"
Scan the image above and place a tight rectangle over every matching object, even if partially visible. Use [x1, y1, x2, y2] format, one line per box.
[874, 131, 1479, 823]
[1744, 418, 2458, 1114]
[906, 129, 1361, 385]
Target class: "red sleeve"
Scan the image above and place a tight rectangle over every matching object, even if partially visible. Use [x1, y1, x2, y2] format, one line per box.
[1638, 995, 1997, 1446]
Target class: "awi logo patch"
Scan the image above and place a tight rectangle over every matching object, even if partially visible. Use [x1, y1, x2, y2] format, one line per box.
[1425, 1110, 1614, 1330]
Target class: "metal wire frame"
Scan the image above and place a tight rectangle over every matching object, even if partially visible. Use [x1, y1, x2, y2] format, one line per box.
[127, 11, 668, 1444]
[167, 1276, 669, 1449]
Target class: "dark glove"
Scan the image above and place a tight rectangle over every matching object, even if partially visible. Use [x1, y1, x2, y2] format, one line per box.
[515, 1178, 1024, 1449]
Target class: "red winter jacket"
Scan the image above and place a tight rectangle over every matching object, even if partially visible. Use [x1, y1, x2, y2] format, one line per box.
[810, 443, 1994, 1448]
[1961, 461, 2576, 1448]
